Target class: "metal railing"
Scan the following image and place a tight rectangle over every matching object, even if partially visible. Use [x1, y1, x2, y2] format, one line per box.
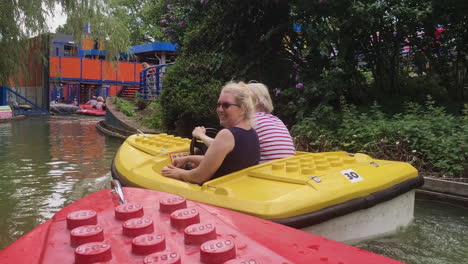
[139, 63, 174, 100]
[0, 86, 49, 115]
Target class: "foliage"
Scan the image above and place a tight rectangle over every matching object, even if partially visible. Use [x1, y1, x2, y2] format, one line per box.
[156, 0, 294, 135]
[137, 100, 163, 130]
[290, 104, 340, 152]
[148, 0, 467, 134]
[113, 97, 164, 130]
[292, 98, 468, 177]
[56, 1, 132, 61]
[137, 1, 468, 178]
[107, 0, 162, 46]
[0, 0, 52, 84]
[273, 0, 467, 122]
[160, 53, 224, 136]
[113, 97, 135, 117]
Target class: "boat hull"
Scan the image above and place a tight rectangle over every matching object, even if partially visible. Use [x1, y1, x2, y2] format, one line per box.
[112, 133, 423, 241]
[0, 187, 404, 264]
[76, 109, 106, 116]
[75, 104, 106, 116]
[304, 190, 415, 243]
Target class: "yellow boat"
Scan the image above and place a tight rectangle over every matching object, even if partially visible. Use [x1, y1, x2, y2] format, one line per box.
[112, 133, 424, 242]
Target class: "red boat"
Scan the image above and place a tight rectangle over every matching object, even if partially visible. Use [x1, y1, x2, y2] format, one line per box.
[0, 180, 404, 264]
[76, 104, 106, 116]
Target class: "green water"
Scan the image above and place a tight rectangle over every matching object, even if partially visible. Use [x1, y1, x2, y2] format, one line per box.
[0, 115, 122, 249]
[0, 116, 467, 264]
[356, 201, 468, 264]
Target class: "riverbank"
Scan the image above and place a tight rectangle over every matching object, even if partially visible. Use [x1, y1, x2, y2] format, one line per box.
[96, 97, 158, 139]
[416, 177, 468, 208]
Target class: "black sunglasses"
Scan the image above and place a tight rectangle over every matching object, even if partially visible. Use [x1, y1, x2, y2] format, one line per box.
[216, 102, 240, 110]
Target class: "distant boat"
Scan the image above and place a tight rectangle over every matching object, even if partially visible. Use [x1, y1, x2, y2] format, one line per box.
[76, 104, 106, 116]
[0, 180, 404, 264]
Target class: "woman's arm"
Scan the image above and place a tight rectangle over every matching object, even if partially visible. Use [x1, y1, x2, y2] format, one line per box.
[192, 126, 214, 147]
[172, 155, 203, 169]
[162, 129, 234, 184]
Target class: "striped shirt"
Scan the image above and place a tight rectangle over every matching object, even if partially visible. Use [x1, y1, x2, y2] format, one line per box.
[254, 112, 295, 163]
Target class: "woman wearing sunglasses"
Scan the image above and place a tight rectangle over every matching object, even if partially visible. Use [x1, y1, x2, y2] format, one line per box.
[192, 82, 295, 164]
[161, 81, 260, 184]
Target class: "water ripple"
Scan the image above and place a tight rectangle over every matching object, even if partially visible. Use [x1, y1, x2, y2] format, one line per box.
[356, 201, 468, 264]
[0, 116, 122, 249]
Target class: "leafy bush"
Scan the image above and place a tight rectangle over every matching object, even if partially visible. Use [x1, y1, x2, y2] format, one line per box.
[113, 97, 135, 117]
[160, 53, 226, 136]
[292, 98, 468, 177]
[291, 104, 340, 152]
[139, 101, 163, 130]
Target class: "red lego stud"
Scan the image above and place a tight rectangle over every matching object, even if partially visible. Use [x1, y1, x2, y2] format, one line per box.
[114, 203, 144, 221]
[132, 233, 166, 255]
[122, 217, 154, 237]
[200, 239, 236, 264]
[74, 241, 112, 264]
[184, 222, 217, 245]
[159, 195, 187, 214]
[67, 210, 97, 230]
[70, 225, 104, 247]
[144, 251, 181, 264]
[170, 208, 200, 229]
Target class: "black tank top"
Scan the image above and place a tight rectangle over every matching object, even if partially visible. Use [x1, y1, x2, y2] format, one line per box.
[212, 127, 260, 179]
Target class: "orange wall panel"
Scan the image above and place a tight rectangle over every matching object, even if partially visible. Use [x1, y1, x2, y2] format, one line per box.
[82, 59, 101, 80]
[117, 62, 135, 82]
[48, 57, 149, 85]
[61, 58, 81, 79]
[102, 61, 117, 81]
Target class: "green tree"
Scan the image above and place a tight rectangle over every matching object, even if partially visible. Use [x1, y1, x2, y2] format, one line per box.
[143, 0, 467, 134]
[157, 0, 293, 135]
[55, 18, 75, 35]
[275, 0, 467, 119]
[109, 0, 164, 46]
[284, 1, 433, 109]
[426, 0, 468, 101]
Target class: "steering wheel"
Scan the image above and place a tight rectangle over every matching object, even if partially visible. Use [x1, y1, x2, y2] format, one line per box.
[190, 128, 220, 155]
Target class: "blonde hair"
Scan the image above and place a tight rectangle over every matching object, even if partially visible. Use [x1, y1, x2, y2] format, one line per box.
[247, 82, 273, 113]
[221, 81, 254, 121]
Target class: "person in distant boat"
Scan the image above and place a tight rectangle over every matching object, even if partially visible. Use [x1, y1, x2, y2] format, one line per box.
[95, 96, 106, 110]
[86, 96, 98, 107]
[162, 81, 260, 184]
[192, 81, 295, 163]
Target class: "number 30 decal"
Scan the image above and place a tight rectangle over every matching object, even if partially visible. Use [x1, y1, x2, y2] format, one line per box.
[340, 169, 363, 183]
